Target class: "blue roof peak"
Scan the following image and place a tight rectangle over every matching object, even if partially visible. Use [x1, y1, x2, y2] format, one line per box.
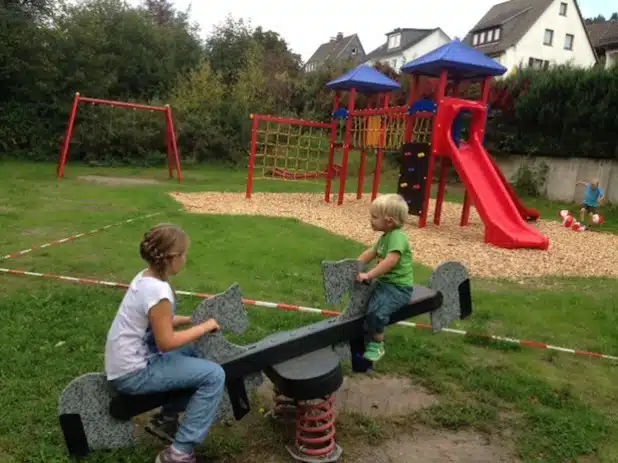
[326, 64, 401, 94]
[401, 40, 507, 80]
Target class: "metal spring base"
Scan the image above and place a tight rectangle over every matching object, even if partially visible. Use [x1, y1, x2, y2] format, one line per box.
[286, 394, 343, 463]
[267, 388, 297, 425]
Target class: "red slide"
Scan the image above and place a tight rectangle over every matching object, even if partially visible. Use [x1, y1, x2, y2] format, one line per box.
[435, 98, 549, 250]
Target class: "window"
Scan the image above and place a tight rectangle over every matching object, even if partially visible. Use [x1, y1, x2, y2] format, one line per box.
[473, 27, 500, 46]
[559, 2, 567, 15]
[388, 34, 401, 49]
[351, 47, 358, 55]
[544, 29, 554, 45]
[529, 57, 550, 70]
[564, 34, 574, 50]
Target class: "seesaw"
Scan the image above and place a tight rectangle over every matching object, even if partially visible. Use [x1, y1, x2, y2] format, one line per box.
[58, 259, 472, 462]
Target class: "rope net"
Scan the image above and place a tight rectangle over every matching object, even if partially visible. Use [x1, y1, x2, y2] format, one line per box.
[350, 111, 408, 151]
[252, 117, 334, 182]
[411, 116, 433, 144]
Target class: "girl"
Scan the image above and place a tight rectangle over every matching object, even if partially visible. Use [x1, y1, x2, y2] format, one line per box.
[105, 223, 224, 463]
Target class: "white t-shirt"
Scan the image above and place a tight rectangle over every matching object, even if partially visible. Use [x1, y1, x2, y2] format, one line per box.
[105, 270, 175, 381]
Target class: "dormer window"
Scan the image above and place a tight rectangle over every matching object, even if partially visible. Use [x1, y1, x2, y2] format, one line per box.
[388, 33, 401, 49]
[473, 27, 501, 46]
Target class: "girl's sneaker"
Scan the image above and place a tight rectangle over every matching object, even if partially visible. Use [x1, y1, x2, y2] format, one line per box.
[155, 445, 198, 463]
[146, 412, 179, 444]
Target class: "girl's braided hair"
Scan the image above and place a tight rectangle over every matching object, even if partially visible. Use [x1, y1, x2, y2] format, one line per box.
[139, 223, 189, 279]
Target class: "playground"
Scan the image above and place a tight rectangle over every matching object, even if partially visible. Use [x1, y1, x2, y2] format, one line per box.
[1, 40, 617, 463]
[172, 191, 618, 279]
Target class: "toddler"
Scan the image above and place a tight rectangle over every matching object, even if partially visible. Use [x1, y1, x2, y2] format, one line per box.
[356, 194, 414, 362]
[576, 178, 605, 225]
[105, 223, 224, 463]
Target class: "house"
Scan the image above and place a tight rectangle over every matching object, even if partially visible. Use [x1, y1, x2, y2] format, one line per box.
[586, 20, 618, 69]
[363, 28, 451, 71]
[464, 0, 597, 73]
[303, 33, 365, 72]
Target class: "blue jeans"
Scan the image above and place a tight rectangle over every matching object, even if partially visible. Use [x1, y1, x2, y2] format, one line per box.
[110, 345, 225, 453]
[365, 281, 414, 335]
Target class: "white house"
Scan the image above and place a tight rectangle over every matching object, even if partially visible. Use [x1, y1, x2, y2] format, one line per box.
[464, 0, 597, 73]
[363, 28, 451, 71]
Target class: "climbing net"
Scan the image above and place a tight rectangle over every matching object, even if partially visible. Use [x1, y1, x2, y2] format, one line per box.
[248, 115, 334, 181]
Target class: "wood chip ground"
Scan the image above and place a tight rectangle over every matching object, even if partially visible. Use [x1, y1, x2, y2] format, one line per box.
[170, 192, 618, 280]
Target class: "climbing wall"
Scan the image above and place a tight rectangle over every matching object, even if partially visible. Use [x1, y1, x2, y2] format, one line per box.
[397, 142, 430, 216]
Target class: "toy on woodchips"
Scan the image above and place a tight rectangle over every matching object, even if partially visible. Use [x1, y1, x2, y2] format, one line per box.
[559, 209, 604, 232]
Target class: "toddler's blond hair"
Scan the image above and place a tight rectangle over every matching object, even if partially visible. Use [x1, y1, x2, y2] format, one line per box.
[370, 194, 409, 228]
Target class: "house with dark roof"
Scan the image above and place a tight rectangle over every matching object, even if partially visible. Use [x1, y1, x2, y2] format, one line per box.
[303, 33, 365, 72]
[464, 0, 597, 74]
[363, 28, 451, 71]
[586, 20, 618, 69]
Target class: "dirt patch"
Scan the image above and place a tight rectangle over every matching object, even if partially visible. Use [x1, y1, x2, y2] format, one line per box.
[170, 191, 618, 279]
[78, 175, 160, 186]
[257, 375, 438, 418]
[344, 429, 519, 462]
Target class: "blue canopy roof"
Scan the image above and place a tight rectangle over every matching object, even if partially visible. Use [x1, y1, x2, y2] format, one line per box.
[401, 40, 507, 80]
[326, 64, 401, 94]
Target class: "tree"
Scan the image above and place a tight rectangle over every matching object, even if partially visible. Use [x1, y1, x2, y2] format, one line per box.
[143, 0, 174, 25]
[585, 13, 618, 23]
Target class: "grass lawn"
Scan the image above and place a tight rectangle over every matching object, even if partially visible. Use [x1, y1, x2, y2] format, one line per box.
[0, 160, 617, 463]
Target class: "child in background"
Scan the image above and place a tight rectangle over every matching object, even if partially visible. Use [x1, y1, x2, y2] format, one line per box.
[576, 178, 605, 226]
[356, 194, 414, 362]
[105, 224, 224, 463]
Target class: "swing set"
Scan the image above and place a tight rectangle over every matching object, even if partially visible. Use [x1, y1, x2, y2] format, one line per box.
[57, 92, 183, 183]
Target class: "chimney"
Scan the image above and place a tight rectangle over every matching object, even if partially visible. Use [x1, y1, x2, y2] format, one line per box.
[336, 32, 344, 40]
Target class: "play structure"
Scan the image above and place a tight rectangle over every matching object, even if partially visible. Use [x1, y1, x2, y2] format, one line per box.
[58, 259, 472, 461]
[57, 92, 183, 183]
[246, 41, 549, 250]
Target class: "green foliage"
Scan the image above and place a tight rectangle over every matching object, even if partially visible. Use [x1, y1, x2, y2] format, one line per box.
[487, 65, 618, 159]
[3, 0, 618, 167]
[512, 159, 549, 198]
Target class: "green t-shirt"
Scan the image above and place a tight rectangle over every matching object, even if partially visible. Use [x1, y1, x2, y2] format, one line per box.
[372, 229, 414, 287]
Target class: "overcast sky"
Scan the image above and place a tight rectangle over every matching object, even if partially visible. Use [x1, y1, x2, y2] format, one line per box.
[129, 0, 615, 62]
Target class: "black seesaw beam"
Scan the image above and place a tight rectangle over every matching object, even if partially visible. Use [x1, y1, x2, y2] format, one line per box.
[222, 285, 442, 419]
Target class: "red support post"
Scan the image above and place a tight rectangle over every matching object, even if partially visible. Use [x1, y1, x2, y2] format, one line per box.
[460, 192, 471, 226]
[165, 109, 174, 179]
[246, 114, 260, 199]
[57, 92, 81, 179]
[404, 75, 420, 143]
[419, 71, 449, 228]
[325, 92, 341, 203]
[372, 93, 391, 201]
[337, 88, 356, 206]
[165, 105, 182, 183]
[433, 157, 449, 225]
[357, 150, 366, 199]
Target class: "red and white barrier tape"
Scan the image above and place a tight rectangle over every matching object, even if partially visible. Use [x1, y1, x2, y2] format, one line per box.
[0, 267, 341, 317]
[1, 212, 163, 261]
[1, 266, 616, 361]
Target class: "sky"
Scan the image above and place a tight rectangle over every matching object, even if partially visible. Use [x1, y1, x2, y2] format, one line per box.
[130, 0, 616, 62]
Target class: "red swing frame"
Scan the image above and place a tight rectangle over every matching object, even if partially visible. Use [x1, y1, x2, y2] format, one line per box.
[57, 92, 183, 183]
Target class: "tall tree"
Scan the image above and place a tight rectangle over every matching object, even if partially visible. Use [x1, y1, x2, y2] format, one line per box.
[143, 0, 174, 26]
